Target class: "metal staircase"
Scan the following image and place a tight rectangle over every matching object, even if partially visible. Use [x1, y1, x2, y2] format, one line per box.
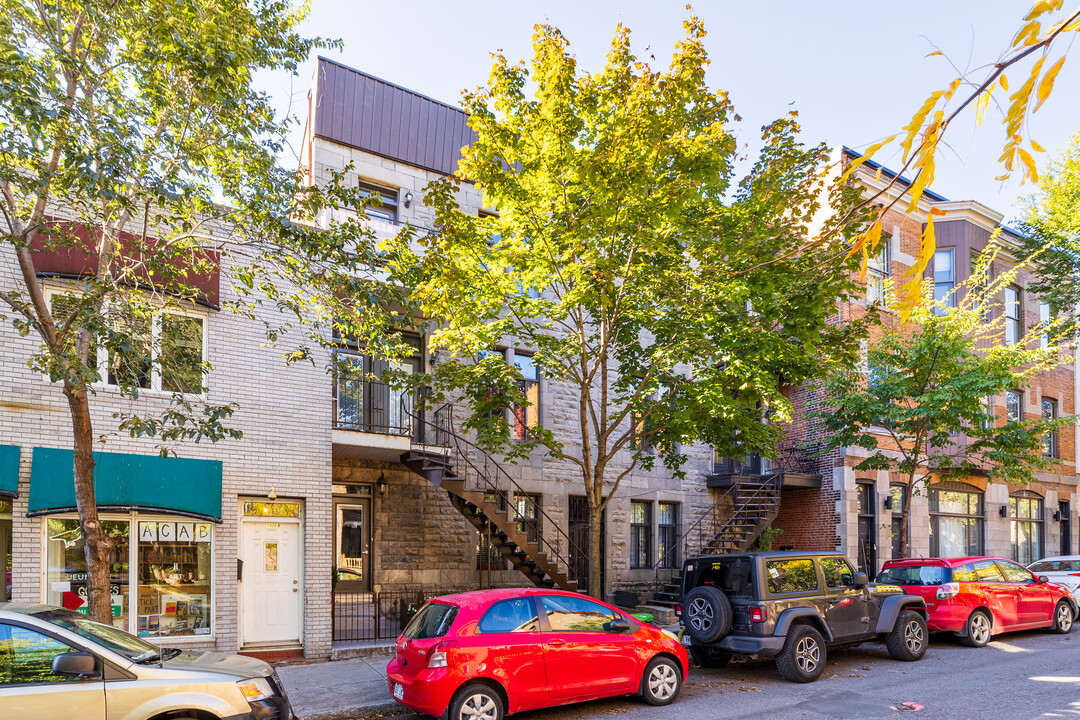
[400, 398, 586, 592]
[651, 473, 782, 609]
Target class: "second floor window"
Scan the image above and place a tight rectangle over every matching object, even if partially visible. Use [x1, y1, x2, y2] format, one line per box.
[512, 352, 540, 440]
[933, 248, 955, 314]
[1040, 302, 1052, 348]
[357, 181, 398, 223]
[1004, 286, 1021, 346]
[867, 240, 891, 307]
[1043, 398, 1058, 458]
[1006, 390, 1022, 424]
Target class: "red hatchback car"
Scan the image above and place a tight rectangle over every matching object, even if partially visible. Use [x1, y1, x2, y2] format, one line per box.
[385, 588, 689, 720]
[877, 556, 1077, 646]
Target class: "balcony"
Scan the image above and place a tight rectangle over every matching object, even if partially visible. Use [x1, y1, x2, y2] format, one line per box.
[332, 379, 449, 460]
[707, 451, 821, 489]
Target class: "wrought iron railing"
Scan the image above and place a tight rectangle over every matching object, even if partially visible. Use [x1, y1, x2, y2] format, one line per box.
[333, 378, 413, 436]
[403, 394, 589, 588]
[332, 587, 459, 643]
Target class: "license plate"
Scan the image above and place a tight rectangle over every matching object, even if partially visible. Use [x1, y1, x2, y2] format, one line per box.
[393, 683, 404, 700]
[680, 633, 692, 647]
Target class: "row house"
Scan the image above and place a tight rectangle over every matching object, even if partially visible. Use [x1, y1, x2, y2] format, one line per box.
[770, 150, 1078, 575]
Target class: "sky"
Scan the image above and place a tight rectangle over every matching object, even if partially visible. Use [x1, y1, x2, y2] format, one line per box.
[259, 0, 1080, 224]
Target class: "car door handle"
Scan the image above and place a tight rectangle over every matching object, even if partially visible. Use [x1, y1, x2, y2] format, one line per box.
[828, 598, 841, 604]
[548, 639, 566, 647]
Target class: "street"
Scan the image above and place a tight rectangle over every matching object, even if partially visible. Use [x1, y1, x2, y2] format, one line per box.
[374, 629, 1080, 720]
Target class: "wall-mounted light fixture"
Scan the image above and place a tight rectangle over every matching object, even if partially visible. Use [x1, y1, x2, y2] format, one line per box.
[267, 486, 277, 500]
[1000, 504, 1008, 518]
[376, 472, 388, 497]
[1053, 509, 1062, 522]
[403, 191, 413, 209]
[883, 495, 893, 511]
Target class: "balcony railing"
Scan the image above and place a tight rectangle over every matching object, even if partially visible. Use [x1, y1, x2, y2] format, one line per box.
[333, 378, 413, 437]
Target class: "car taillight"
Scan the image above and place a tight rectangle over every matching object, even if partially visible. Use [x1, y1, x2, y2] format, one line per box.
[749, 606, 767, 623]
[674, 603, 682, 617]
[427, 640, 456, 669]
[936, 583, 960, 600]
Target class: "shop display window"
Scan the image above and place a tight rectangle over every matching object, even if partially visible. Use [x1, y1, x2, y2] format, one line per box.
[136, 521, 213, 638]
[46, 518, 130, 631]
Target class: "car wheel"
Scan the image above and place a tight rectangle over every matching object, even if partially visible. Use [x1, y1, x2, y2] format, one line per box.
[639, 655, 682, 706]
[885, 610, 927, 661]
[957, 609, 992, 648]
[683, 586, 733, 643]
[689, 646, 732, 668]
[448, 683, 504, 720]
[775, 624, 826, 683]
[1050, 600, 1074, 634]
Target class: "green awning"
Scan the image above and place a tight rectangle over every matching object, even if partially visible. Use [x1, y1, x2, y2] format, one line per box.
[29, 447, 222, 521]
[0, 445, 19, 498]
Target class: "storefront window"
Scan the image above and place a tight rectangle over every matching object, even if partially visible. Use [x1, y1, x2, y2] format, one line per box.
[1010, 493, 1044, 566]
[929, 483, 984, 556]
[46, 518, 130, 631]
[1, 499, 12, 601]
[136, 521, 213, 638]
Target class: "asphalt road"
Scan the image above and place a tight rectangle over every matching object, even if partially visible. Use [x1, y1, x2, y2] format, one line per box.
[373, 628, 1080, 720]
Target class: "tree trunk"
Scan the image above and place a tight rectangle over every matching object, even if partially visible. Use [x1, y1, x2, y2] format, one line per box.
[589, 503, 603, 599]
[64, 381, 113, 623]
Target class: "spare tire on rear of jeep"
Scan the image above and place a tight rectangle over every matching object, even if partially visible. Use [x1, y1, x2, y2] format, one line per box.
[684, 586, 733, 643]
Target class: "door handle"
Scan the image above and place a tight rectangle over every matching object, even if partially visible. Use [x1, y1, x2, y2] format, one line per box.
[827, 598, 841, 604]
[548, 639, 566, 647]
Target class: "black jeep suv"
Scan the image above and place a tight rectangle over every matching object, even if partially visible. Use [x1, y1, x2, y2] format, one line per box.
[680, 551, 928, 682]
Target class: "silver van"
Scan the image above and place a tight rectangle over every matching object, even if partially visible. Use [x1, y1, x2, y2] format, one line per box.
[0, 603, 289, 719]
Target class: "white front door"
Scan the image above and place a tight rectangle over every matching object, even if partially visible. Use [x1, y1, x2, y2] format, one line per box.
[241, 518, 301, 646]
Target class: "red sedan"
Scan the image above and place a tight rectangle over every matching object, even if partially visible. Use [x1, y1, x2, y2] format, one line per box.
[877, 556, 1077, 647]
[385, 588, 689, 720]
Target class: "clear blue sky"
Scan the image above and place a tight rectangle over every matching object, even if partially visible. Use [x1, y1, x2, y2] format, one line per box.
[260, 0, 1080, 223]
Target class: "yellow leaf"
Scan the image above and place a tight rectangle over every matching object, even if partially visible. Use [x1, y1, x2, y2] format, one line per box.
[840, 135, 896, 184]
[1025, 0, 1062, 21]
[1013, 20, 1040, 47]
[1034, 55, 1066, 113]
[1032, 138, 1046, 152]
[900, 92, 942, 163]
[1018, 148, 1040, 183]
[1000, 73, 1010, 91]
[929, 207, 947, 216]
[926, 51, 943, 57]
[975, 83, 994, 126]
[943, 78, 963, 100]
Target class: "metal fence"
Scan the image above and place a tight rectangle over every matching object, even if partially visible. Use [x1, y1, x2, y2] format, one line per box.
[332, 588, 460, 643]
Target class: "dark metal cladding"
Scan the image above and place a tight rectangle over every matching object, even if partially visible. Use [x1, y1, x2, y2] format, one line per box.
[314, 57, 476, 176]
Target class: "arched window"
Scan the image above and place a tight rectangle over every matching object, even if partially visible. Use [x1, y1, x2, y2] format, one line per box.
[929, 482, 984, 556]
[1010, 490, 1044, 565]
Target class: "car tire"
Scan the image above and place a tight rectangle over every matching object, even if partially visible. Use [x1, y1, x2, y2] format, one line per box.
[639, 655, 682, 706]
[957, 609, 992, 648]
[885, 610, 928, 661]
[689, 646, 732, 668]
[1050, 600, 1074, 634]
[448, 683, 504, 720]
[775, 624, 826, 683]
[683, 586, 733, 643]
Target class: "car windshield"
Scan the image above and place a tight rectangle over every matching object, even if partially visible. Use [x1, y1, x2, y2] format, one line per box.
[30, 607, 162, 662]
[1030, 560, 1080, 572]
[402, 602, 458, 640]
[877, 565, 951, 586]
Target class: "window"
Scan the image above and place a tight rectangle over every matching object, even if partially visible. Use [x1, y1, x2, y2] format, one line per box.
[929, 483, 984, 556]
[1010, 492, 1044, 566]
[403, 602, 457, 640]
[1, 499, 10, 602]
[540, 595, 620, 632]
[822, 557, 857, 588]
[876, 564, 950, 586]
[1040, 302, 1052, 348]
[856, 482, 876, 573]
[867, 238, 891, 307]
[357, 181, 398, 223]
[696, 556, 755, 597]
[981, 396, 995, 430]
[1061, 502, 1072, 556]
[512, 352, 540, 441]
[765, 558, 818, 594]
[657, 502, 678, 569]
[0, 624, 85, 686]
[971, 253, 992, 320]
[933, 248, 955, 313]
[1004, 286, 1022, 346]
[997, 559, 1036, 584]
[1042, 398, 1058, 458]
[630, 501, 651, 569]
[476, 520, 506, 571]
[478, 598, 541, 633]
[890, 484, 907, 560]
[47, 290, 207, 395]
[45, 514, 215, 639]
[1006, 391, 1022, 424]
[972, 559, 1004, 583]
[487, 492, 543, 547]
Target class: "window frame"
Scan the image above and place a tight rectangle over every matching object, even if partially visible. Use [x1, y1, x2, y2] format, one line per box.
[356, 180, 399, 223]
[866, 236, 892, 307]
[630, 500, 652, 569]
[764, 557, 820, 595]
[1039, 301, 1052, 348]
[0, 621, 92, 687]
[929, 483, 985, 557]
[44, 287, 209, 397]
[657, 502, 679, 569]
[511, 351, 540, 441]
[1003, 285, 1022, 346]
[1009, 491, 1044, 566]
[933, 248, 955, 313]
[1006, 390, 1022, 424]
[1042, 397, 1058, 458]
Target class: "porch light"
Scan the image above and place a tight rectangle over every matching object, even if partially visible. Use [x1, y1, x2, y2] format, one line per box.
[376, 473, 388, 496]
[404, 191, 413, 208]
[883, 495, 892, 511]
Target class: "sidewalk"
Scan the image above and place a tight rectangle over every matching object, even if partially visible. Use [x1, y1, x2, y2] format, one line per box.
[277, 649, 398, 720]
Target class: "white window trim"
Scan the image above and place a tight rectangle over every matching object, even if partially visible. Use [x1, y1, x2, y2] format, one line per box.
[40, 510, 217, 644]
[43, 286, 209, 398]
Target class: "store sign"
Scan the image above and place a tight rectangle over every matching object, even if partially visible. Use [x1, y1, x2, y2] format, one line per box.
[138, 521, 211, 543]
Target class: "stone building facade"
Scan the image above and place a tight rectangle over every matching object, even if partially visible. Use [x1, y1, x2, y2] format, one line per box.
[771, 152, 1079, 574]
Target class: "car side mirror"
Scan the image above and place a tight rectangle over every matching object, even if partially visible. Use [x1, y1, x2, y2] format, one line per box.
[605, 618, 631, 633]
[1038, 575, 1050, 584]
[51, 652, 98, 678]
[853, 572, 869, 587]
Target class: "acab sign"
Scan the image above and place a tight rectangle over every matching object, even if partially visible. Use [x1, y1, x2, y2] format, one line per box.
[138, 521, 212, 543]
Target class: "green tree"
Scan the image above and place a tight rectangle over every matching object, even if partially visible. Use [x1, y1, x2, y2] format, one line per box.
[816, 264, 1071, 558]
[388, 17, 873, 596]
[0, 0, 395, 622]
[1015, 128, 1080, 314]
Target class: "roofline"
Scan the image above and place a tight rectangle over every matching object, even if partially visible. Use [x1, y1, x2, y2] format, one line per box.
[842, 146, 950, 203]
[315, 56, 468, 118]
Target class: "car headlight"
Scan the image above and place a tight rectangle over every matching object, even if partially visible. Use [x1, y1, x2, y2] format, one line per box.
[237, 677, 274, 702]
